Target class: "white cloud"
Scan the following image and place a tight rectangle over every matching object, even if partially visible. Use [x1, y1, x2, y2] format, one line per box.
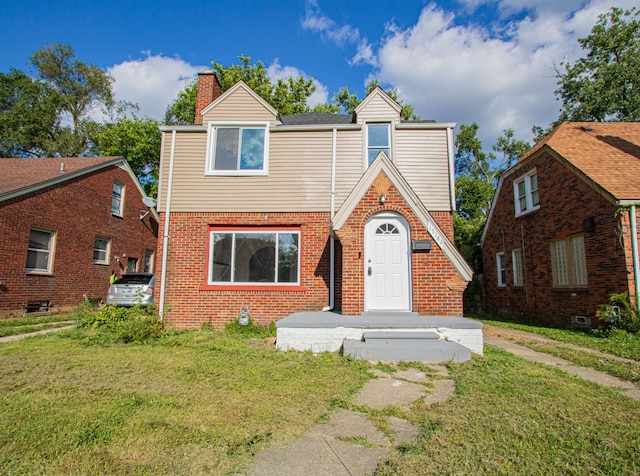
[107, 52, 206, 120]
[302, 0, 362, 47]
[359, 0, 638, 147]
[266, 60, 330, 107]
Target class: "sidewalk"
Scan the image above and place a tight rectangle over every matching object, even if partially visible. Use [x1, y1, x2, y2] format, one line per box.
[241, 365, 455, 476]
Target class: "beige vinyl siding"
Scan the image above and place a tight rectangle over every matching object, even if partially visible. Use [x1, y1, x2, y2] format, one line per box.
[395, 129, 452, 211]
[157, 124, 453, 213]
[356, 94, 400, 124]
[158, 130, 334, 213]
[202, 87, 277, 125]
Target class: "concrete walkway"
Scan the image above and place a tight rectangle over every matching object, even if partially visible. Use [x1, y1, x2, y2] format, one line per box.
[241, 365, 454, 476]
[0, 323, 74, 343]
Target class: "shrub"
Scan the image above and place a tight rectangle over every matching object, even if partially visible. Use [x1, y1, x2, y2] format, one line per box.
[595, 292, 640, 334]
[74, 303, 164, 344]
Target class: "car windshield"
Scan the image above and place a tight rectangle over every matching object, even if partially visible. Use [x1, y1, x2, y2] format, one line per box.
[115, 274, 153, 285]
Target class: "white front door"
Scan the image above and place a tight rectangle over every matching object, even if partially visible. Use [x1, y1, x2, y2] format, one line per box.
[364, 214, 411, 311]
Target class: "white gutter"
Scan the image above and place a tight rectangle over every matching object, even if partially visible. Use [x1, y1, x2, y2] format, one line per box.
[446, 126, 456, 211]
[631, 205, 640, 314]
[322, 127, 337, 312]
[158, 130, 177, 321]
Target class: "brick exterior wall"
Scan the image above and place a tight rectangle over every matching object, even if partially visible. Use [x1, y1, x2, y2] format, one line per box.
[482, 150, 632, 327]
[0, 166, 158, 317]
[157, 172, 466, 329]
[335, 172, 464, 317]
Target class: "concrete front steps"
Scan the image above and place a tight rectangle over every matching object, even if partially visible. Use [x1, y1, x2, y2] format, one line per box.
[276, 311, 483, 362]
[343, 331, 472, 363]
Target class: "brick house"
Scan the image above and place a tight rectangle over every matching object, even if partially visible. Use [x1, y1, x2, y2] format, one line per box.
[0, 157, 159, 317]
[481, 122, 640, 327]
[155, 72, 472, 328]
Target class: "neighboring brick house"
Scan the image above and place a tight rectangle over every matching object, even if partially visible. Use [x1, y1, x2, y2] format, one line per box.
[481, 122, 640, 327]
[0, 157, 159, 317]
[155, 72, 472, 328]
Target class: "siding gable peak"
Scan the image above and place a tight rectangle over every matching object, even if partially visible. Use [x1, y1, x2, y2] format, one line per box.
[200, 80, 278, 119]
[355, 87, 402, 120]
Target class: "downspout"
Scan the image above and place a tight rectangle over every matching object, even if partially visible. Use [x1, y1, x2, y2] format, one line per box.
[322, 127, 337, 312]
[446, 126, 456, 211]
[521, 225, 529, 304]
[631, 205, 640, 314]
[158, 130, 177, 321]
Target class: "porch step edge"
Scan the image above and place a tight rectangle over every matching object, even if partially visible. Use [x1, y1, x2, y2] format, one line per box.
[363, 331, 441, 340]
[343, 338, 471, 363]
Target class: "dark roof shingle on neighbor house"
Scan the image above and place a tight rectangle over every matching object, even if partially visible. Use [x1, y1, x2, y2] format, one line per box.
[0, 156, 124, 199]
[520, 122, 640, 201]
[279, 112, 354, 126]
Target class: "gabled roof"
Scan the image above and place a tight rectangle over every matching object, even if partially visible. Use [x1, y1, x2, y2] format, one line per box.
[355, 87, 402, 115]
[520, 122, 640, 201]
[279, 112, 354, 125]
[200, 80, 278, 118]
[333, 153, 473, 282]
[481, 122, 640, 245]
[0, 157, 157, 220]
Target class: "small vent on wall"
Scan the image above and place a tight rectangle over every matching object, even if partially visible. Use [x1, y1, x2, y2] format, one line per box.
[571, 315, 591, 328]
[583, 217, 595, 232]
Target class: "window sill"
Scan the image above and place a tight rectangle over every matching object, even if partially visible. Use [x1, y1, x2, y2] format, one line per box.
[26, 271, 53, 276]
[497, 284, 507, 288]
[93, 261, 110, 266]
[111, 212, 123, 219]
[204, 170, 268, 177]
[552, 286, 588, 292]
[515, 206, 540, 219]
[199, 284, 304, 292]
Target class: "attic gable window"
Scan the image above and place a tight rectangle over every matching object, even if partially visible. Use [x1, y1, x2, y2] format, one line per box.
[513, 169, 539, 216]
[367, 123, 390, 165]
[206, 123, 269, 175]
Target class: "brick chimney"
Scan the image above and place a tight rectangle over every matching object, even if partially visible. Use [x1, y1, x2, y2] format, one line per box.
[194, 71, 222, 125]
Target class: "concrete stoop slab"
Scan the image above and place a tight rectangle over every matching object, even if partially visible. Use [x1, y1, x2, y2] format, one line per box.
[343, 337, 471, 363]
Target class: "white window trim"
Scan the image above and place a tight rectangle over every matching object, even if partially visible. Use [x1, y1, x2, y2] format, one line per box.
[93, 237, 110, 265]
[26, 228, 56, 274]
[208, 229, 301, 286]
[144, 250, 155, 273]
[205, 122, 269, 176]
[496, 252, 506, 287]
[111, 181, 124, 216]
[365, 122, 391, 167]
[513, 169, 539, 217]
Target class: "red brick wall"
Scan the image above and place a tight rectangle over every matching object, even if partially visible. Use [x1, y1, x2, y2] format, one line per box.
[155, 212, 333, 328]
[0, 166, 158, 317]
[335, 174, 465, 317]
[194, 72, 223, 125]
[482, 151, 630, 326]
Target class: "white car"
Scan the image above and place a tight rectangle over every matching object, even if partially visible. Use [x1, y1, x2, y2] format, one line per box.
[106, 273, 155, 307]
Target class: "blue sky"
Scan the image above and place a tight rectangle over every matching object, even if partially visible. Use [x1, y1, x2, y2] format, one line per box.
[1, 0, 635, 148]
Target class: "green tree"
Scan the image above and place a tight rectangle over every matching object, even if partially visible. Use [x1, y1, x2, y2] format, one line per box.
[164, 80, 197, 125]
[95, 115, 161, 196]
[555, 7, 640, 122]
[30, 42, 114, 155]
[0, 69, 61, 157]
[165, 56, 420, 123]
[454, 123, 530, 271]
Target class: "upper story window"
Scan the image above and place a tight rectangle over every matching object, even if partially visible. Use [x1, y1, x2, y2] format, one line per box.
[513, 169, 539, 216]
[26, 228, 55, 273]
[111, 182, 124, 215]
[206, 123, 269, 175]
[367, 123, 390, 165]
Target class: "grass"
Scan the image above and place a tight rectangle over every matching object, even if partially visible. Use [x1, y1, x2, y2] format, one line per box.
[377, 347, 640, 475]
[0, 327, 371, 475]
[476, 314, 640, 360]
[1, 313, 639, 474]
[0, 315, 74, 337]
